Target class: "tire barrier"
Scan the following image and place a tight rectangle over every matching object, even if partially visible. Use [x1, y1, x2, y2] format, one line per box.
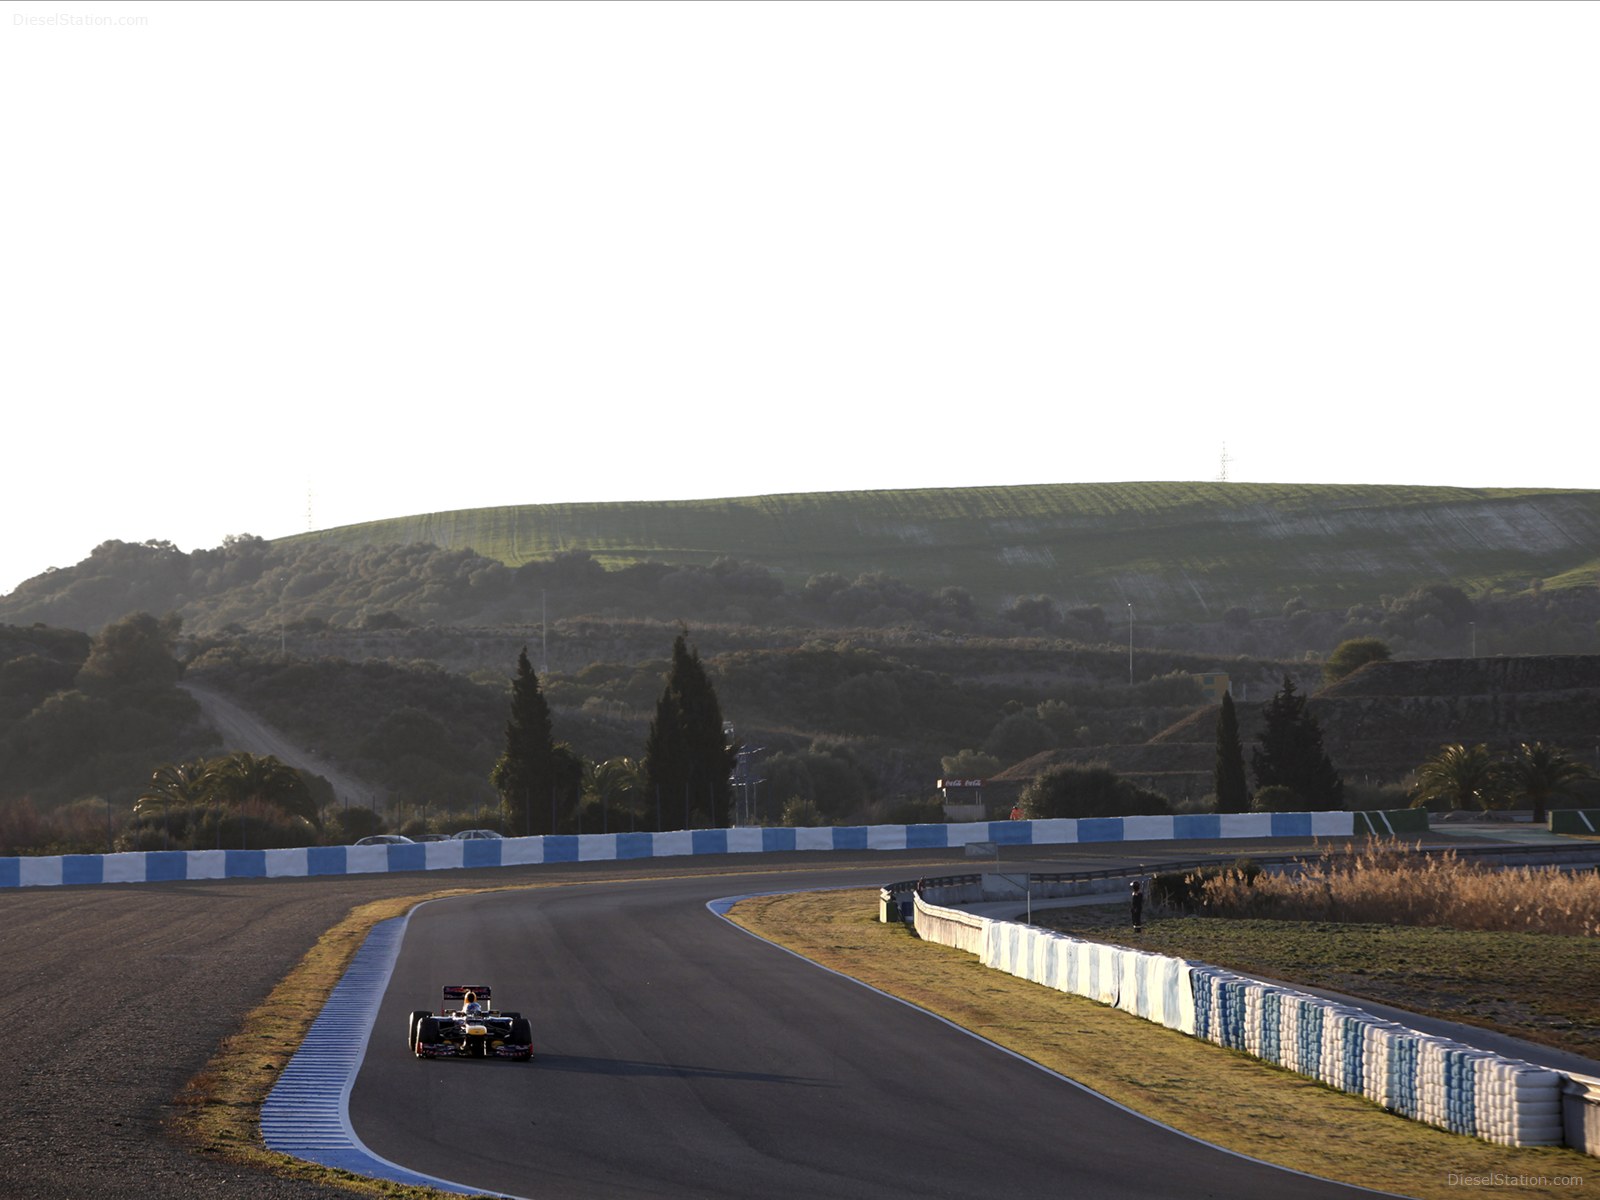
[910, 897, 988, 954]
[1189, 967, 1565, 1147]
[970, 906, 1196, 1031]
[0, 810, 1368, 888]
[912, 894, 1578, 1151]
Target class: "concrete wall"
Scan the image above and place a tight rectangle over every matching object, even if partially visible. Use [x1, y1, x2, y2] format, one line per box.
[0, 810, 1361, 888]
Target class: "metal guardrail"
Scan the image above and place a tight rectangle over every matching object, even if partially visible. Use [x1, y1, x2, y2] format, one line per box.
[881, 838, 1600, 901]
[878, 854, 1294, 903]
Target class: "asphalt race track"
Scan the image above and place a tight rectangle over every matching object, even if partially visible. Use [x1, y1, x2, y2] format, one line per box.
[351, 865, 1383, 1200]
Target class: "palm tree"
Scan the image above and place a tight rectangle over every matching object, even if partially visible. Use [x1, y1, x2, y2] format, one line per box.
[1409, 743, 1505, 812]
[135, 760, 211, 849]
[206, 752, 318, 826]
[589, 757, 648, 831]
[135, 760, 210, 817]
[1502, 742, 1593, 824]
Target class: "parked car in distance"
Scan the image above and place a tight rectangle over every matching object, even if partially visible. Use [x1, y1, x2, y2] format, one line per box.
[413, 833, 452, 842]
[452, 829, 504, 840]
[354, 834, 414, 846]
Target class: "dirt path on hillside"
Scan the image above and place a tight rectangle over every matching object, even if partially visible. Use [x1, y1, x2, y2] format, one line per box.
[180, 681, 378, 810]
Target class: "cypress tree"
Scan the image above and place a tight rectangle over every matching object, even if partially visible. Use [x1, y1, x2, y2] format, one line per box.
[643, 692, 685, 831]
[1251, 675, 1344, 810]
[489, 646, 555, 834]
[644, 632, 737, 829]
[1213, 691, 1251, 813]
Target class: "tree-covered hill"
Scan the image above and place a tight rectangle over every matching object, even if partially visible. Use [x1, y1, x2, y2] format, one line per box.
[1, 481, 1597, 844]
[6, 482, 1599, 636]
[0, 615, 218, 828]
[279, 481, 1600, 618]
[1056, 655, 1600, 805]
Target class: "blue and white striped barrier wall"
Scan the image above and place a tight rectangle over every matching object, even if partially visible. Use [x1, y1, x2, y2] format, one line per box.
[0, 811, 1360, 888]
[914, 896, 1568, 1149]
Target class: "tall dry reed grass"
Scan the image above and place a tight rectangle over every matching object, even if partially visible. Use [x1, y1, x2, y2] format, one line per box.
[1190, 841, 1600, 937]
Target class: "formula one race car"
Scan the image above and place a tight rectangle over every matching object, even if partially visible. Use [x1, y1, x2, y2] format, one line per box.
[410, 985, 533, 1061]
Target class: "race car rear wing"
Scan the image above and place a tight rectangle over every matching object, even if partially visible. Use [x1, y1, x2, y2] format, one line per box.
[441, 984, 493, 1013]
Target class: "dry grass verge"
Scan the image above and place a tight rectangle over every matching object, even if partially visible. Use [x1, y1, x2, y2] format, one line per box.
[728, 888, 1594, 1200]
[1036, 905, 1600, 1061]
[1190, 842, 1600, 936]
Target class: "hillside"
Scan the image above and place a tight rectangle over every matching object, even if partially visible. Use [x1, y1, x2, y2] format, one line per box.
[272, 481, 1600, 619]
[2, 481, 1598, 837]
[1010, 655, 1600, 804]
[5, 483, 1598, 659]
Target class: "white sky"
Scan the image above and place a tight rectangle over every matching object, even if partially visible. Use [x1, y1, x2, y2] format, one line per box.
[3, 0, 1596, 597]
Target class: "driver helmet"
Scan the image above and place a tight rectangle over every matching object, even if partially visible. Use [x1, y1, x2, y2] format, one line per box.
[463, 991, 482, 1016]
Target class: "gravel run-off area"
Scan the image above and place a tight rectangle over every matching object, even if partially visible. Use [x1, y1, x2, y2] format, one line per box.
[0, 861, 739, 1199]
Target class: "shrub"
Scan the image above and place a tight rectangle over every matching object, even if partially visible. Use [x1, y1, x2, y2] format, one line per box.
[119, 799, 320, 851]
[982, 711, 1056, 765]
[0, 796, 45, 855]
[1151, 858, 1262, 913]
[780, 797, 823, 827]
[1250, 785, 1299, 813]
[325, 805, 385, 843]
[940, 748, 1001, 779]
[1342, 780, 1412, 811]
[881, 797, 945, 825]
[1019, 763, 1170, 819]
[1323, 636, 1391, 683]
[764, 745, 873, 819]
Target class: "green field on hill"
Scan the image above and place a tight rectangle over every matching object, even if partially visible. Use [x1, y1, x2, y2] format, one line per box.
[283, 481, 1600, 618]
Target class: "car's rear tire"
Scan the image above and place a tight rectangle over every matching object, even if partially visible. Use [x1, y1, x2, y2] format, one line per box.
[407, 1009, 431, 1050]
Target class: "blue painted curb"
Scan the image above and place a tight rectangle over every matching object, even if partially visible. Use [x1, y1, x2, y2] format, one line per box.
[259, 911, 523, 1198]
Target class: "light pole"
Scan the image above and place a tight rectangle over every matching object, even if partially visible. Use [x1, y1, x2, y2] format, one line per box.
[731, 742, 764, 826]
[1127, 602, 1134, 686]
